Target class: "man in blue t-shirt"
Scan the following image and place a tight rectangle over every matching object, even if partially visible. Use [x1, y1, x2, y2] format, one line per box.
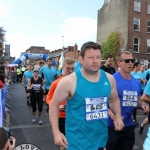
[39, 58, 58, 114]
[22, 64, 33, 106]
[106, 51, 149, 150]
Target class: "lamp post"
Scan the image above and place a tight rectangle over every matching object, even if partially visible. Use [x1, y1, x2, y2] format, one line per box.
[61, 36, 64, 50]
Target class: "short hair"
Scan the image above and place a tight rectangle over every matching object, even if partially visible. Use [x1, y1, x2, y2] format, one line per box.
[105, 54, 113, 60]
[80, 41, 101, 57]
[62, 57, 75, 66]
[0, 128, 8, 149]
[0, 65, 5, 72]
[116, 51, 132, 61]
[0, 73, 5, 84]
[46, 58, 53, 62]
[133, 62, 140, 69]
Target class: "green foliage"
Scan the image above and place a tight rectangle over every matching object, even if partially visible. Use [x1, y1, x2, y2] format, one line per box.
[101, 31, 123, 60]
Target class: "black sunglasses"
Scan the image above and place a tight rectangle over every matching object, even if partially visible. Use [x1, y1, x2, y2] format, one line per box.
[34, 71, 39, 72]
[119, 59, 135, 63]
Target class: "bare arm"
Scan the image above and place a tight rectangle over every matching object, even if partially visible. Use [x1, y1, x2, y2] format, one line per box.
[49, 74, 75, 148]
[22, 75, 25, 85]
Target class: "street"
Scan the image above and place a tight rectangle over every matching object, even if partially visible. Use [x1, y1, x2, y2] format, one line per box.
[7, 82, 149, 150]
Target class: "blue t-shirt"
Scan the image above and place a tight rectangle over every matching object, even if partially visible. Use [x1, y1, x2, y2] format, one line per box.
[108, 72, 141, 127]
[39, 66, 57, 90]
[131, 71, 142, 80]
[24, 71, 33, 87]
[137, 71, 147, 90]
[74, 61, 82, 71]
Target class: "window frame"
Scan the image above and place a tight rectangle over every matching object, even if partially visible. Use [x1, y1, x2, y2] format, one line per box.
[133, 37, 140, 53]
[147, 20, 150, 33]
[134, 1, 141, 12]
[147, 39, 150, 53]
[134, 18, 140, 31]
[148, 4, 150, 14]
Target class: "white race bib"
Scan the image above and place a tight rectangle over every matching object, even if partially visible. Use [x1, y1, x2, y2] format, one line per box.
[85, 97, 108, 121]
[122, 90, 138, 107]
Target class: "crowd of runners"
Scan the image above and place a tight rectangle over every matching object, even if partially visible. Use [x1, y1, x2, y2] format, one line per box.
[1, 41, 150, 150]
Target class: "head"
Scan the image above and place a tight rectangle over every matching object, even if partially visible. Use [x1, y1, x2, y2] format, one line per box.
[105, 54, 114, 67]
[79, 41, 101, 74]
[0, 73, 6, 84]
[116, 51, 135, 73]
[39, 62, 44, 67]
[140, 64, 145, 72]
[0, 128, 8, 150]
[0, 65, 5, 72]
[62, 57, 75, 76]
[46, 58, 53, 67]
[33, 68, 39, 76]
[132, 62, 140, 72]
[27, 64, 32, 71]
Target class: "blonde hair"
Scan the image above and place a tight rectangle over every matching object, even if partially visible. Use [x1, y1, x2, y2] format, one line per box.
[62, 57, 75, 66]
[116, 51, 132, 61]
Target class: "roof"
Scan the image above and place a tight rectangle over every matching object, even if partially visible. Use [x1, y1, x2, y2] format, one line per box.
[49, 50, 68, 58]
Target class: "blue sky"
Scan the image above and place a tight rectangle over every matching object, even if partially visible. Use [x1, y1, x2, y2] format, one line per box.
[0, 0, 104, 58]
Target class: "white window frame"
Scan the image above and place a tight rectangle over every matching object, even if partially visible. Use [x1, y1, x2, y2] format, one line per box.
[147, 39, 150, 53]
[134, 1, 141, 12]
[148, 4, 150, 14]
[133, 37, 140, 53]
[147, 20, 150, 33]
[134, 18, 140, 31]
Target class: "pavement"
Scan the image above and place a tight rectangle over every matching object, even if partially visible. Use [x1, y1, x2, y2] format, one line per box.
[5, 82, 149, 150]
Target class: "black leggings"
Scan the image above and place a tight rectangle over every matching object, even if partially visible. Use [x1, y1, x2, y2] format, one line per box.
[30, 96, 43, 112]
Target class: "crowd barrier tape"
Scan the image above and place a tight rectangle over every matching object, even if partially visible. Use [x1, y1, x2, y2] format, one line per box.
[0, 87, 7, 127]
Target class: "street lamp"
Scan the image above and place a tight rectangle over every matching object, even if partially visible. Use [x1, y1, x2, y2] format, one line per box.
[61, 36, 64, 50]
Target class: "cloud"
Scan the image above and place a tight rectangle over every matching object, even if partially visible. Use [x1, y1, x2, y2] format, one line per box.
[7, 2, 14, 7]
[0, 4, 11, 18]
[60, 12, 66, 16]
[5, 17, 97, 59]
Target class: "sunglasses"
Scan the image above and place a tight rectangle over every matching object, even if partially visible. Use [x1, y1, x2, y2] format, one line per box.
[34, 71, 39, 72]
[119, 59, 135, 63]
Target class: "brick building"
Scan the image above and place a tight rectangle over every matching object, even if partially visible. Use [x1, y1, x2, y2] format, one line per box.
[97, 0, 150, 66]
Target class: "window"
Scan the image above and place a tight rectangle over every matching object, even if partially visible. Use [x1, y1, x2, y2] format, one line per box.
[133, 38, 140, 52]
[140, 59, 144, 64]
[134, 1, 140, 12]
[134, 18, 140, 31]
[148, 21, 150, 32]
[147, 39, 150, 53]
[148, 5, 150, 14]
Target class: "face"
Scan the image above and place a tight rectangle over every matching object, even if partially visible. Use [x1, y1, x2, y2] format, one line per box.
[140, 65, 145, 72]
[62, 63, 74, 76]
[33, 70, 39, 75]
[80, 48, 101, 74]
[47, 60, 52, 66]
[105, 57, 114, 67]
[117, 54, 134, 73]
[136, 64, 141, 71]
[28, 65, 32, 71]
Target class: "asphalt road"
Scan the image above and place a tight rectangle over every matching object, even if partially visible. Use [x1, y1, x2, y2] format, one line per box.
[6, 82, 149, 150]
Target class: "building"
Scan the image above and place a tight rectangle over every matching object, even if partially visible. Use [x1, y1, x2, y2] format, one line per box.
[49, 43, 79, 63]
[97, 0, 150, 66]
[4, 44, 15, 64]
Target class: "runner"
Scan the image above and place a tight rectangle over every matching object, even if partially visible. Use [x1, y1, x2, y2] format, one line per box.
[46, 57, 74, 150]
[49, 41, 124, 150]
[22, 64, 33, 106]
[106, 51, 149, 150]
[27, 68, 44, 125]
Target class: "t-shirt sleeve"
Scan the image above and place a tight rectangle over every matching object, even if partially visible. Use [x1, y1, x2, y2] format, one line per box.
[144, 80, 150, 96]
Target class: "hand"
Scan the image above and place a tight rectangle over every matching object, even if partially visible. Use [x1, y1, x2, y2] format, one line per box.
[54, 131, 68, 149]
[8, 136, 16, 150]
[113, 116, 124, 131]
[141, 105, 149, 115]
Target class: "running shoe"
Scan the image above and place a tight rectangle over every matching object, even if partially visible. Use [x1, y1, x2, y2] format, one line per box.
[139, 122, 144, 135]
[38, 118, 43, 125]
[29, 102, 32, 107]
[32, 117, 36, 123]
[133, 120, 139, 127]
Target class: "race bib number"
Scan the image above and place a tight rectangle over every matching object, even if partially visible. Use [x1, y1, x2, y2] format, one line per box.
[85, 97, 108, 121]
[33, 84, 41, 91]
[122, 90, 138, 107]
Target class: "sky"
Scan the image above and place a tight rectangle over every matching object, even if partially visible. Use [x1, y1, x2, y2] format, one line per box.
[0, 0, 104, 59]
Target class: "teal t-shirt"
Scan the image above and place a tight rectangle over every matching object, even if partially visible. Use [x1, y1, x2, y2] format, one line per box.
[39, 66, 57, 90]
[24, 71, 33, 87]
[66, 69, 111, 150]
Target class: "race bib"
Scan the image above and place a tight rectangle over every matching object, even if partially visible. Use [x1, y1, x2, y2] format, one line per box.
[33, 84, 41, 91]
[85, 97, 108, 121]
[122, 90, 138, 107]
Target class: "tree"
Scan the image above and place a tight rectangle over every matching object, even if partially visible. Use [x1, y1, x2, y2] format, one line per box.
[101, 31, 124, 60]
